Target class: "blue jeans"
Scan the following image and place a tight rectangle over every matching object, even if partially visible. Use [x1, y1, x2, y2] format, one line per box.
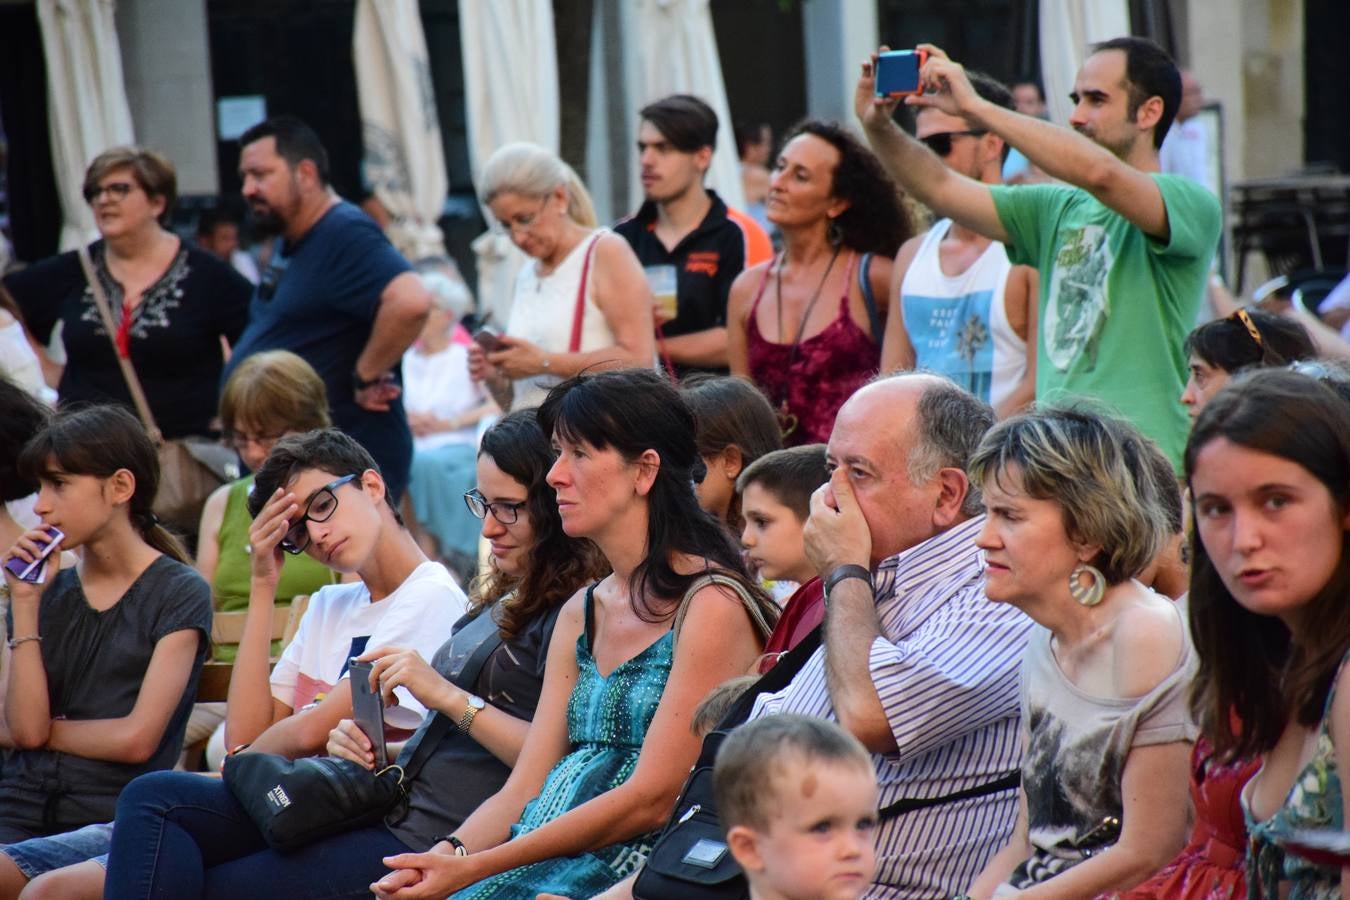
[102, 771, 410, 900]
[0, 821, 113, 877]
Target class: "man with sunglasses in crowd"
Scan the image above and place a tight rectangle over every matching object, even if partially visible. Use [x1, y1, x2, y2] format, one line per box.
[880, 72, 1038, 420]
[0, 429, 464, 898]
[857, 37, 1220, 466]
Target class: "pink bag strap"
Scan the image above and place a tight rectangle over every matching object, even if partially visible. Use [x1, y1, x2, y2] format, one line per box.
[567, 232, 603, 354]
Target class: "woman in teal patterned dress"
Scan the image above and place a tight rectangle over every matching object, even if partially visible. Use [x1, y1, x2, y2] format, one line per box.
[371, 369, 775, 900]
[1184, 369, 1350, 899]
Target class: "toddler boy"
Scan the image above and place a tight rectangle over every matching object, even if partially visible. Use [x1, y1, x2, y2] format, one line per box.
[716, 714, 879, 900]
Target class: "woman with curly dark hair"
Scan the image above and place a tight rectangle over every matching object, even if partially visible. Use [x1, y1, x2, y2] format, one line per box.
[728, 119, 913, 445]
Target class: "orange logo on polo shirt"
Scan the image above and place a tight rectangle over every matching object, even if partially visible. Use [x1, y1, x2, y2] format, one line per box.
[685, 251, 719, 277]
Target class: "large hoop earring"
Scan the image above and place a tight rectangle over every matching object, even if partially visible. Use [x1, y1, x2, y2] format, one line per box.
[1069, 562, 1106, 607]
[826, 217, 844, 247]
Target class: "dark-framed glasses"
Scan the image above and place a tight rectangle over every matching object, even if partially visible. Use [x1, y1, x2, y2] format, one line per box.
[463, 489, 527, 526]
[83, 181, 137, 204]
[281, 474, 357, 555]
[919, 130, 987, 156]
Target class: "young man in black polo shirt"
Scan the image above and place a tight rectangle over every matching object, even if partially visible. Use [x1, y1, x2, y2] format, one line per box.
[614, 94, 772, 377]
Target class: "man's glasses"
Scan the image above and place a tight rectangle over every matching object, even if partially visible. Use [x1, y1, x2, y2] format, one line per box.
[280, 474, 357, 555]
[83, 181, 137, 204]
[463, 489, 527, 526]
[919, 130, 987, 156]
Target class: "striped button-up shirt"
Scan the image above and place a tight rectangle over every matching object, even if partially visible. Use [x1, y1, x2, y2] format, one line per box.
[752, 515, 1034, 899]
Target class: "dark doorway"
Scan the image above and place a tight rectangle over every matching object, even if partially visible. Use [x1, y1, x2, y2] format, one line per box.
[1305, 0, 1349, 172]
[712, 1, 808, 155]
[0, 3, 61, 264]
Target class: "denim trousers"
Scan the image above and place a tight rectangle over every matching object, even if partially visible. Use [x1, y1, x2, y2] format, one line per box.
[102, 770, 410, 900]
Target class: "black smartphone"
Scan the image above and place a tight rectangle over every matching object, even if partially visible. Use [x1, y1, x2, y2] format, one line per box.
[347, 659, 388, 768]
[875, 49, 928, 97]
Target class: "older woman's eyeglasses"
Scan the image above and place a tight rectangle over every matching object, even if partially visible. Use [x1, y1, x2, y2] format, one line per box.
[463, 489, 527, 525]
[83, 181, 137, 204]
[280, 474, 357, 554]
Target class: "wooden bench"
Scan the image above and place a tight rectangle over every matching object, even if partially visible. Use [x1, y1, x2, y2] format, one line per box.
[195, 595, 311, 703]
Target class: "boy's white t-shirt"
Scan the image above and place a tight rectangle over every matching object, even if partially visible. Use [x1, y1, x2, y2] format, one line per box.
[269, 560, 467, 730]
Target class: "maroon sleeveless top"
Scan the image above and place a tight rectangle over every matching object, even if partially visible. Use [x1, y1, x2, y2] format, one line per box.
[745, 253, 880, 446]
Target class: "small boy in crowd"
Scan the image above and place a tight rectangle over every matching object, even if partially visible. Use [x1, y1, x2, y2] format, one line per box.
[737, 445, 829, 670]
[716, 714, 880, 900]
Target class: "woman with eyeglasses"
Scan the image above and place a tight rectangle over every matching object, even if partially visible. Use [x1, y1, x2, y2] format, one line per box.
[467, 143, 655, 411]
[1180, 308, 1315, 419]
[0, 147, 252, 448]
[727, 120, 912, 445]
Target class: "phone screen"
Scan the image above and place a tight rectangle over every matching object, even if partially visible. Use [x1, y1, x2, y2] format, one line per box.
[875, 50, 923, 96]
[347, 660, 389, 768]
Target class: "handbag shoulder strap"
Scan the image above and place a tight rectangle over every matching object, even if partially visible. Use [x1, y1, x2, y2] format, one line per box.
[714, 622, 822, 734]
[858, 251, 883, 342]
[567, 232, 604, 353]
[397, 610, 505, 782]
[75, 244, 163, 442]
[672, 572, 773, 647]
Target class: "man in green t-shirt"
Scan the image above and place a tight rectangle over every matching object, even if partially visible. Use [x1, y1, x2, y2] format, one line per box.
[856, 37, 1220, 465]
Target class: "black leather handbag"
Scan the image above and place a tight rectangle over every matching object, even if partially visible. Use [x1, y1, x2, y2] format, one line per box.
[221, 753, 411, 852]
[223, 609, 505, 852]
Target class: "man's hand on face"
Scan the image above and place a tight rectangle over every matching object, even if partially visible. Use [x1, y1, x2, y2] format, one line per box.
[804, 467, 874, 578]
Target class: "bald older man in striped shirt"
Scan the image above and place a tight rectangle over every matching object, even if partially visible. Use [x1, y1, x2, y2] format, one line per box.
[751, 373, 1034, 898]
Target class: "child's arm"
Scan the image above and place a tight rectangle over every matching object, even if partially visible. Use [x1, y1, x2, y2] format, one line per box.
[44, 629, 203, 763]
[4, 532, 57, 748]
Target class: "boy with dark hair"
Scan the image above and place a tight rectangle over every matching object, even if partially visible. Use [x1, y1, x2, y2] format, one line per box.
[716, 714, 879, 900]
[614, 94, 772, 376]
[737, 445, 829, 670]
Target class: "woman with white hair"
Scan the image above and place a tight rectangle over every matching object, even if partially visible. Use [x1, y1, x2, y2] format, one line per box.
[468, 143, 654, 410]
[404, 261, 497, 577]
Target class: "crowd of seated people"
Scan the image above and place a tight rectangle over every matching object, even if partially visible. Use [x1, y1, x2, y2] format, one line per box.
[7, 29, 1350, 900]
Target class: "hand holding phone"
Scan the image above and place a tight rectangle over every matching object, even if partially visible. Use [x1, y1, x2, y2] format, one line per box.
[3, 527, 64, 585]
[875, 49, 929, 97]
[348, 659, 389, 768]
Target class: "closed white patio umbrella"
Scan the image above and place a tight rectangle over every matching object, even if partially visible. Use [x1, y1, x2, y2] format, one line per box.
[353, 0, 449, 260]
[36, 0, 135, 250]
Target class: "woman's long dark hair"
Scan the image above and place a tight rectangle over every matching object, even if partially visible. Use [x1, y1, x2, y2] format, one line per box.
[1185, 369, 1350, 761]
[473, 410, 608, 640]
[18, 404, 189, 563]
[538, 369, 773, 625]
[781, 119, 914, 257]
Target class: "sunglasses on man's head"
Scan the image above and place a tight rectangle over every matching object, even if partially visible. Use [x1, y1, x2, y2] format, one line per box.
[919, 130, 987, 157]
